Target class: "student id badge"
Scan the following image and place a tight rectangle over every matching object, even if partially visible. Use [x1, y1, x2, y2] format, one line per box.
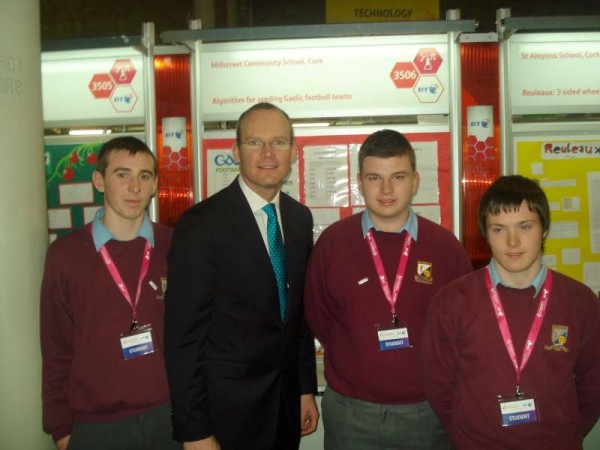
[120, 323, 156, 360]
[498, 391, 539, 426]
[376, 325, 411, 351]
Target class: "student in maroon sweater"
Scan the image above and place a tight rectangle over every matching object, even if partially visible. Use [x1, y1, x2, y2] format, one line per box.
[305, 129, 471, 450]
[422, 175, 600, 450]
[40, 137, 180, 450]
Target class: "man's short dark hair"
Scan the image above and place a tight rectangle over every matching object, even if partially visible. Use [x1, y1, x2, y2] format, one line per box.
[235, 102, 294, 146]
[358, 129, 416, 173]
[96, 136, 157, 176]
[478, 175, 550, 240]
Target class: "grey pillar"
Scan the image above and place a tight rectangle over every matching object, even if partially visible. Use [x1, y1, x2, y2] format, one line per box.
[0, 0, 51, 449]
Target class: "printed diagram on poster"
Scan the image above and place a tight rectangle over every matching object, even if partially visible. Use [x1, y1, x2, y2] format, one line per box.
[515, 135, 600, 292]
[303, 146, 349, 207]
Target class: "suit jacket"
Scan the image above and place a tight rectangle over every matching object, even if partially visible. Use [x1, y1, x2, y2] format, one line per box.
[164, 178, 317, 449]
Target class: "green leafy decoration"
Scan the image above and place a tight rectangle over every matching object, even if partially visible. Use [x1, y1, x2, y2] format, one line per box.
[47, 143, 99, 185]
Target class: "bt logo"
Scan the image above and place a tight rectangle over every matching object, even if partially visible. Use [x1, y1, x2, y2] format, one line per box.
[416, 84, 439, 94]
[165, 130, 184, 139]
[470, 119, 491, 128]
[214, 154, 239, 166]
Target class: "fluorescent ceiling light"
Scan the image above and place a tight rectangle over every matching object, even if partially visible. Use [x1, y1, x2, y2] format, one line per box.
[68, 129, 112, 136]
[292, 122, 330, 128]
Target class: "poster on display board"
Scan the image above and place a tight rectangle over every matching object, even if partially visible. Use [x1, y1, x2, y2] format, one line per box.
[45, 141, 104, 242]
[203, 130, 451, 243]
[200, 35, 449, 121]
[509, 32, 600, 115]
[514, 135, 600, 294]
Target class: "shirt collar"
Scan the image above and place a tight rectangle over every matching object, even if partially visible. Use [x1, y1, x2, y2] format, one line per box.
[361, 207, 418, 240]
[91, 208, 154, 252]
[238, 175, 281, 213]
[487, 259, 547, 296]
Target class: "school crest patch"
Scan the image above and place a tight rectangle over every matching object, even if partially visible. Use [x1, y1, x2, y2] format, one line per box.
[415, 261, 433, 284]
[543, 325, 569, 352]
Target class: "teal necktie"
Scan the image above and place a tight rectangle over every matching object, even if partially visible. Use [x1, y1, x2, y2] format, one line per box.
[263, 203, 287, 319]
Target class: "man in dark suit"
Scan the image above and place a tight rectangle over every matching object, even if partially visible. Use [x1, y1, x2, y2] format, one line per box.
[164, 102, 319, 450]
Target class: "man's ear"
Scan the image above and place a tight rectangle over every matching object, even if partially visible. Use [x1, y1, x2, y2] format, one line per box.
[232, 143, 241, 164]
[92, 170, 105, 193]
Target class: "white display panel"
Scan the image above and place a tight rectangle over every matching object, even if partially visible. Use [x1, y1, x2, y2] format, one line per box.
[509, 32, 600, 115]
[42, 48, 145, 127]
[200, 35, 450, 120]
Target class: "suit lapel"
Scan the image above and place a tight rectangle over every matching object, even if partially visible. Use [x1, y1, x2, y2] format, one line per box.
[225, 180, 272, 271]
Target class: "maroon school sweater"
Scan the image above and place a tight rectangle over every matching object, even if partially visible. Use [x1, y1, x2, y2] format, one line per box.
[422, 268, 600, 450]
[40, 223, 172, 441]
[305, 213, 472, 404]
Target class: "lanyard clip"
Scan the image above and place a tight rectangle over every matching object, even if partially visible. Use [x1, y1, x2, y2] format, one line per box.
[130, 319, 138, 332]
[515, 384, 523, 399]
[392, 313, 399, 327]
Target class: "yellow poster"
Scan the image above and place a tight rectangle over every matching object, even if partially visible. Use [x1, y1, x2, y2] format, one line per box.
[326, 0, 439, 23]
[515, 136, 600, 293]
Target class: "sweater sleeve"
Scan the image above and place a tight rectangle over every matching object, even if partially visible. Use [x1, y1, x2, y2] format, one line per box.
[40, 245, 75, 442]
[303, 231, 335, 349]
[574, 290, 600, 436]
[421, 287, 460, 432]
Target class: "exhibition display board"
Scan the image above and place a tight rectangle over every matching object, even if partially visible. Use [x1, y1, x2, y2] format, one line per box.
[515, 134, 600, 294]
[203, 127, 451, 242]
[499, 15, 600, 292]
[161, 17, 476, 239]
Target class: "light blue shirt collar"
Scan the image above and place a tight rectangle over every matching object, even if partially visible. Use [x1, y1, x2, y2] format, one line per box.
[91, 208, 154, 252]
[487, 259, 547, 296]
[361, 207, 418, 241]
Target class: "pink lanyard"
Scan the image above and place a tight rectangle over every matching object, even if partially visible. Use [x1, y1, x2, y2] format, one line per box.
[99, 240, 152, 326]
[485, 267, 552, 388]
[366, 230, 412, 326]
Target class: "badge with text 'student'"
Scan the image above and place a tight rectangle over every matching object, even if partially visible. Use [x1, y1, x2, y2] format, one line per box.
[414, 261, 433, 284]
[120, 324, 156, 360]
[543, 324, 569, 352]
[498, 394, 539, 427]
[376, 326, 411, 351]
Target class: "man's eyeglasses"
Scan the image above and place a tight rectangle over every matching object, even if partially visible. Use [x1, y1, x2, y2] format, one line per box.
[241, 139, 292, 151]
